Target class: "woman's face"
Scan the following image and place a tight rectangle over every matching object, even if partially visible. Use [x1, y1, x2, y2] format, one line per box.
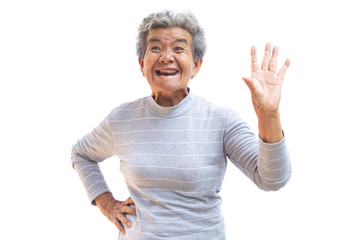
[139, 27, 202, 99]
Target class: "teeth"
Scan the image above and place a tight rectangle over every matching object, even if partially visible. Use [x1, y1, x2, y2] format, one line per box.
[162, 70, 177, 74]
[156, 70, 178, 76]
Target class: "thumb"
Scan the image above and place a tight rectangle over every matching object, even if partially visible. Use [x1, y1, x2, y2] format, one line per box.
[242, 76, 256, 92]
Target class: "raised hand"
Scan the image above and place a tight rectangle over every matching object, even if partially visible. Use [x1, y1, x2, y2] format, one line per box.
[242, 43, 290, 116]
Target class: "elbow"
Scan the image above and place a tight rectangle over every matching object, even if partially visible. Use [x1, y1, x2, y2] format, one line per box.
[255, 169, 292, 192]
[71, 144, 88, 169]
[71, 145, 80, 169]
[262, 180, 290, 192]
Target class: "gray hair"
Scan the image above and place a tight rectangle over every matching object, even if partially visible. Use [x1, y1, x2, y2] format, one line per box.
[136, 10, 206, 60]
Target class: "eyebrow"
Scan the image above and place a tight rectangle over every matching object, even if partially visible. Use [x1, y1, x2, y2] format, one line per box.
[148, 38, 188, 45]
[148, 38, 161, 44]
[174, 38, 188, 45]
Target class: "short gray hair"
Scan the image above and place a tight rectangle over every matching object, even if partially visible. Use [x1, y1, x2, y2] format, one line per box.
[136, 10, 206, 60]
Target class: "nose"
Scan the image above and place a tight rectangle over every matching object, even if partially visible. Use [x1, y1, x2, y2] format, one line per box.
[159, 51, 174, 64]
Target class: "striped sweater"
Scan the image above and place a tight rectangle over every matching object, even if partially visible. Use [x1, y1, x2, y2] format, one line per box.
[71, 91, 291, 239]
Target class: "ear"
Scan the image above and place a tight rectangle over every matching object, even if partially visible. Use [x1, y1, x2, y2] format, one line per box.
[138, 57, 145, 76]
[191, 58, 203, 78]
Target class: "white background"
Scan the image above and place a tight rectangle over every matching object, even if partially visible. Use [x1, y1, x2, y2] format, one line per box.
[1, 0, 359, 239]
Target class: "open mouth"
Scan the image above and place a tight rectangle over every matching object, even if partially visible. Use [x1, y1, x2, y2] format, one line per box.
[155, 69, 179, 76]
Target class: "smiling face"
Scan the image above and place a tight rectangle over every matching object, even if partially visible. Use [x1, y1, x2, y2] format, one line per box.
[139, 27, 202, 106]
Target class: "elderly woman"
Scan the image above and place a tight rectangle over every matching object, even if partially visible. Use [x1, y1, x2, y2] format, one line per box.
[72, 10, 291, 240]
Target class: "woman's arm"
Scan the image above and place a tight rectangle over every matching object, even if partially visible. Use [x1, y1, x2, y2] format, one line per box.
[224, 43, 291, 191]
[71, 118, 114, 204]
[71, 117, 136, 234]
[224, 110, 291, 191]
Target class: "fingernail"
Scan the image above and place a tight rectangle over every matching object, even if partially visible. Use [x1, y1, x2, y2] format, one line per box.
[251, 46, 256, 55]
[266, 42, 271, 49]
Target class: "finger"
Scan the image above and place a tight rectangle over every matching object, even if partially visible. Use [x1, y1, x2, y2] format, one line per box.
[113, 218, 126, 234]
[116, 212, 132, 228]
[277, 58, 291, 80]
[123, 198, 137, 216]
[269, 46, 279, 73]
[119, 205, 137, 216]
[124, 197, 135, 205]
[261, 42, 271, 70]
[250, 46, 260, 73]
[242, 76, 256, 92]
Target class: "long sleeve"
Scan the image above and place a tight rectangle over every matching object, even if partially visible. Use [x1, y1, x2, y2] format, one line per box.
[71, 118, 114, 204]
[224, 110, 291, 191]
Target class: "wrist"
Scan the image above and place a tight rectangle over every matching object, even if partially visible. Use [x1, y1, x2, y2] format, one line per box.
[95, 192, 114, 208]
[257, 109, 280, 119]
[257, 110, 283, 143]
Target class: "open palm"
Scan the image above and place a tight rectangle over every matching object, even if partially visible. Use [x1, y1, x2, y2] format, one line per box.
[242, 43, 290, 116]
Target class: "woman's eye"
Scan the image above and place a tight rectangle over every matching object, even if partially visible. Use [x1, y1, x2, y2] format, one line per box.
[175, 47, 184, 51]
[151, 46, 161, 51]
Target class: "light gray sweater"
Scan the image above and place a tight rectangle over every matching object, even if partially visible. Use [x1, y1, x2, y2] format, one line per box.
[71, 91, 291, 240]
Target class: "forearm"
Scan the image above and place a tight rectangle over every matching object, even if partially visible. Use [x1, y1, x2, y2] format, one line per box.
[72, 154, 112, 204]
[255, 135, 291, 191]
[257, 110, 283, 143]
[224, 109, 291, 191]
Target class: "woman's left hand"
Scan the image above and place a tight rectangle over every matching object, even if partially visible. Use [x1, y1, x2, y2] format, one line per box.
[242, 43, 290, 116]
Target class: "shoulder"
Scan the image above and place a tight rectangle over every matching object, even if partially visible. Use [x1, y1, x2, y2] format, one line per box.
[106, 97, 147, 121]
[191, 94, 249, 133]
[192, 94, 237, 118]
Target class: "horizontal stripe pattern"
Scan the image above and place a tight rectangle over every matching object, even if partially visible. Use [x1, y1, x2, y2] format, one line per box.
[71, 91, 291, 239]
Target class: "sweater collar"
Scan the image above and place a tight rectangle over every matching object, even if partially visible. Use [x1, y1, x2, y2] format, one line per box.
[144, 89, 195, 118]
